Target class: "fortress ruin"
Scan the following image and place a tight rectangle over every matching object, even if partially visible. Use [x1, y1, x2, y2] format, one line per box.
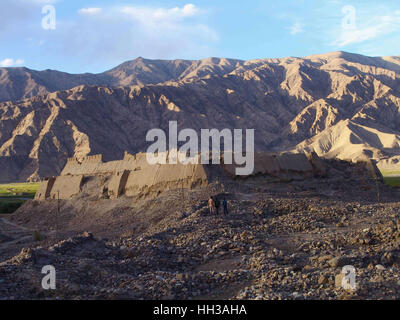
[34, 151, 383, 201]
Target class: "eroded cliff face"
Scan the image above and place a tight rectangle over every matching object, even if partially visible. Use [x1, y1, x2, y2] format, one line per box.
[1, 51, 400, 182]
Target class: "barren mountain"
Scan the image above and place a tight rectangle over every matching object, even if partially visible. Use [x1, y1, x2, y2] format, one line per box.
[0, 57, 243, 103]
[1, 51, 400, 182]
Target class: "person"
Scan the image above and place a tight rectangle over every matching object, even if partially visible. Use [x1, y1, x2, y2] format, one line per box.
[214, 197, 220, 214]
[208, 197, 215, 215]
[222, 198, 229, 215]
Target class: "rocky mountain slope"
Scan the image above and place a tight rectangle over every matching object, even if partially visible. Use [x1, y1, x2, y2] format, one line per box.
[0, 57, 243, 103]
[1, 51, 400, 182]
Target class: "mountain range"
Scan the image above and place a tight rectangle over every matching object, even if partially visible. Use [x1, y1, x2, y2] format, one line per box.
[1, 51, 400, 182]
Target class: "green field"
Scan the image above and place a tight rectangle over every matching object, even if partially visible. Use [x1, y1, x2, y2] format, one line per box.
[383, 176, 400, 187]
[380, 170, 400, 187]
[0, 182, 39, 214]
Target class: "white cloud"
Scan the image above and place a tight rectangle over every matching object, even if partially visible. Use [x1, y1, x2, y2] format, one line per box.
[78, 8, 102, 16]
[30, 0, 57, 3]
[332, 13, 400, 47]
[121, 3, 201, 25]
[0, 58, 14, 67]
[181, 4, 199, 17]
[39, 3, 217, 69]
[0, 58, 24, 67]
[289, 23, 305, 35]
[32, 0, 57, 3]
[115, 4, 215, 42]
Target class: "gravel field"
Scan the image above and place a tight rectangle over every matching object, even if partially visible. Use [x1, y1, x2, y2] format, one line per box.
[1, 176, 400, 300]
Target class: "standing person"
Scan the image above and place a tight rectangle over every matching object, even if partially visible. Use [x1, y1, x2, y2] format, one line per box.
[208, 197, 215, 215]
[214, 197, 220, 214]
[222, 198, 229, 215]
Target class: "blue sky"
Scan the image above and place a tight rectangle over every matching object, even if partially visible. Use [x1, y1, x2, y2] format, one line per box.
[1, 0, 400, 73]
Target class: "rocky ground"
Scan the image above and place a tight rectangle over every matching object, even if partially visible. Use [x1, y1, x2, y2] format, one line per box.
[1, 177, 400, 300]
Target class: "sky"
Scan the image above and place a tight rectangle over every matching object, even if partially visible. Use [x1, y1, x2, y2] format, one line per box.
[1, 0, 400, 73]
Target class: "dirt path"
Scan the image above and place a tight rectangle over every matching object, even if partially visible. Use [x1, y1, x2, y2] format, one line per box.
[0, 216, 33, 261]
[0, 217, 29, 231]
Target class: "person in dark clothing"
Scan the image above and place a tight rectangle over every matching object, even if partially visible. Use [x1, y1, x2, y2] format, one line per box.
[222, 198, 229, 215]
[214, 197, 220, 214]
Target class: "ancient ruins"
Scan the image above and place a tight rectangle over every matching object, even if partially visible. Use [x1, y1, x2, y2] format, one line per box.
[34, 151, 383, 201]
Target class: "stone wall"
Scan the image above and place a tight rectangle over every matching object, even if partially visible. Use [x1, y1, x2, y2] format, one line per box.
[35, 151, 383, 200]
[108, 170, 130, 199]
[36, 152, 210, 200]
[48, 175, 84, 199]
[356, 159, 383, 181]
[306, 152, 327, 176]
[61, 153, 143, 176]
[223, 152, 316, 180]
[124, 162, 209, 197]
[34, 177, 56, 200]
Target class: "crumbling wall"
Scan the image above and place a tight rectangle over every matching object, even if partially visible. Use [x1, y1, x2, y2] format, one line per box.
[38, 152, 210, 200]
[61, 153, 143, 176]
[108, 170, 130, 199]
[34, 177, 56, 200]
[125, 163, 209, 197]
[35, 151, 383, 201]
[61, 155, 104, 176]
[306, 152, 327, 176]
[277, 153, 313, 172]
[60, 157, 82, 176]
[364, 159, 383, 181]
[354, 159, 383, 182]
[223, 152, 317, 180]
[75, 155, 103, 175]
[253, 153, 281, 176]
[49, 175, 84, 199]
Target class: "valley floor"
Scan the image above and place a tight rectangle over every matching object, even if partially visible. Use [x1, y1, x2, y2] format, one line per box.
[1, 177, 400, 300]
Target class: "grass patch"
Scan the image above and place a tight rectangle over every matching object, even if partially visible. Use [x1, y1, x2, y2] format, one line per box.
[0, 182, 39, 213]
[383, 176, 400, 187]
[0, 198, 26, 214]
[379, 169, 400, 187]
[0, 182, 39, 198]
[380, 170, 400, 176]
